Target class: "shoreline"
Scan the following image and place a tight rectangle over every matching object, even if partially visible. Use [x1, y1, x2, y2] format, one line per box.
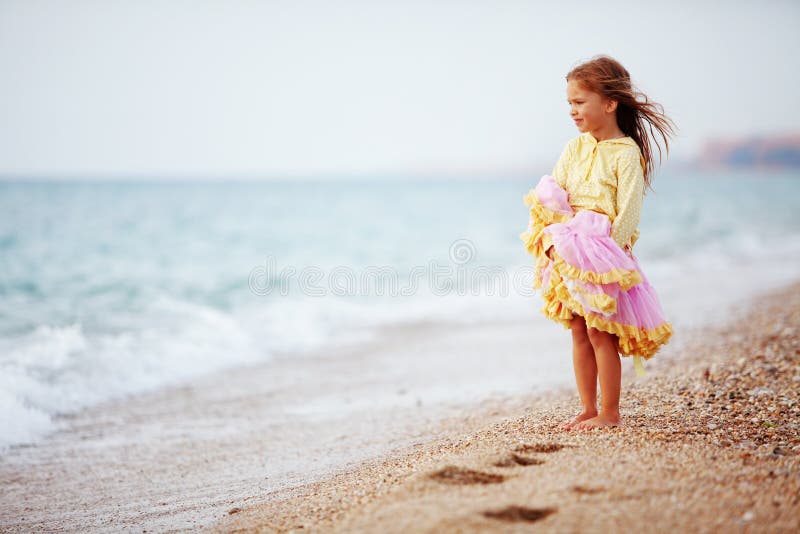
[214, 281, 800, 533]
[1, 280, 798, 532]
[0, 309, 577, 531]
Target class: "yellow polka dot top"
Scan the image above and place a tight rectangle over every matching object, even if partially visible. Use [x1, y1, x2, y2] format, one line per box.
[547, 131, 645, 252]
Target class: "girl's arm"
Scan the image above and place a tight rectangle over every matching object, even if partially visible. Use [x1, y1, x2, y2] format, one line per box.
[611, 151, 645, 250]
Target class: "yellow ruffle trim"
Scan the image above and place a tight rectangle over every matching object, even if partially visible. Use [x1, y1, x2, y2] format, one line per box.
[522, 189, 573, 225]
[547, 249, 642, 291]
[521, 186, 668, 375]
[539, 267, 673, 361]
[564, 280, 618, 315]
[520, 191, 643, 292]
[520, 190, 573, 260]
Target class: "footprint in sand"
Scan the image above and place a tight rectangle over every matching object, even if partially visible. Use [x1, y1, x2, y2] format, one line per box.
[493, 453, 545, 467]
[427, 465, 507, 485]
[426, 444, 566, 524]
[493, 442, 569, 467]
[428, 443, 569, 485]
[571, 485, 606, 494]
[482, 505, 557, 523]
[514, 442, 568, 454]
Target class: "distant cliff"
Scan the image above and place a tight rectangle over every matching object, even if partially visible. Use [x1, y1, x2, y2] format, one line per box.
[696, 132, 800, 169]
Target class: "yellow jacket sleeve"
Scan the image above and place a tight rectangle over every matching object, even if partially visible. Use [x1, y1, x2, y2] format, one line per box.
[610, 151, 645, 250]
[550, 140, 573, 189]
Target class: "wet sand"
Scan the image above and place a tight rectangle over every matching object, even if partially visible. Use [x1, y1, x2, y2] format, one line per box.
[0, 314, 572, 531]
[1, 281, 799, 533]
[215, 282, 800, 533]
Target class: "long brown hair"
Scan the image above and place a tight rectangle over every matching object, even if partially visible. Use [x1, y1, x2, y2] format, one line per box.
[566, 55, 677, 191]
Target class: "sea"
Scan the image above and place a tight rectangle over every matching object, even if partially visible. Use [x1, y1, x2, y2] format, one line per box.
[1, 170, 799, 451]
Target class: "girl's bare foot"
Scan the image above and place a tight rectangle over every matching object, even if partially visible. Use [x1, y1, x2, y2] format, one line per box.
[560, 410, 597, 430]
[573, 412, 621, 430]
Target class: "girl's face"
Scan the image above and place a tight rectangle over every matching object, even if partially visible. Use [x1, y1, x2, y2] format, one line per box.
[566, 79, 617, 133]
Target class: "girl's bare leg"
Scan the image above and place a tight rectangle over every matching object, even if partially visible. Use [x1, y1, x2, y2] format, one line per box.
[574, 327, 622, 429]
[560, 314, 598, 430]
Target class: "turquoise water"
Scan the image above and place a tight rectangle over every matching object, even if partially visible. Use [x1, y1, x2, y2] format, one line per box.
[1, 170, 799, 448]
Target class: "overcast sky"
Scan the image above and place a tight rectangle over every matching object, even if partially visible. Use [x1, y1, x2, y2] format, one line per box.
[1, 0, 798, 178]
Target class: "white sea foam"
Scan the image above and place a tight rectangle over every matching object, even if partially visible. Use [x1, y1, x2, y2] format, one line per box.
[1, 174, 799, 452]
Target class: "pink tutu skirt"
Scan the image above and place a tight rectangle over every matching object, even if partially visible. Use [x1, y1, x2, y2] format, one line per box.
[520, 174, 672, 375]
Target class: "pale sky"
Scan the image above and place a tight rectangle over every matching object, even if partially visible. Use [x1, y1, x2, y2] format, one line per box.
[1, 0, 798, 178]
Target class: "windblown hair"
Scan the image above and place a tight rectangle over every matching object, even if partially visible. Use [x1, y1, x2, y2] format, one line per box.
[566, 55, 677, 190]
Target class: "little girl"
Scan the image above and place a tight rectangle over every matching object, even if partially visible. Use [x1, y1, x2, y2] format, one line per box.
[520, 55, 675, 431]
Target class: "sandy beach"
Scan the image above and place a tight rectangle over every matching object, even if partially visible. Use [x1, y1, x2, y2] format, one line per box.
[0, 323, 548, 532]
[214, 281, 800, 533]
[3, 3, 800, 533]
[2, 281, 799, 533]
